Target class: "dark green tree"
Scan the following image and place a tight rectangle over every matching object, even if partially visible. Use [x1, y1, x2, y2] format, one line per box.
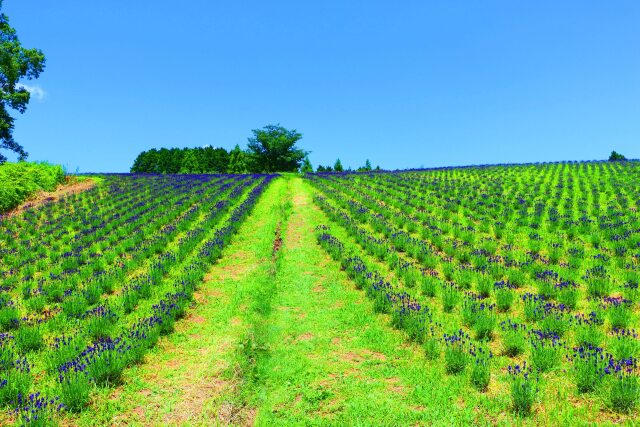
[227, 144, 249, 173]
[247, 124, 307, 172]
[131, 146, 231, 173]
[609, 151, 627, 162]
[0, 1, 46, 163]
[300, 156, 313, 173]
[179, 150, 202, 173]
[200, 146, 229, 172]
[131, 149, 154, 173]
[358, 159, 372, 172]
[333, 158, 344, 172]
[155, 148, 177, 173]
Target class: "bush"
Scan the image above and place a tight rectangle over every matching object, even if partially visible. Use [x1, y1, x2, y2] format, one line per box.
[0, 162, 66, 213]
[529, 330, 562, 372]
[608, 151, 627, 162]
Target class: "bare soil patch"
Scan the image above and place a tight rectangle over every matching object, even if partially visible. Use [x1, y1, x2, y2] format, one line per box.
[272, 222, 283, 256]
[297, 332, 314, 342]
[6, 177, 96, 217]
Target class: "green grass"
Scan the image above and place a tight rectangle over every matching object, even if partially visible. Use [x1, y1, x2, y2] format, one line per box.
[69, 176, 574, 426]
[2, 164, 638, 426]
[0, 161, 66, 212]
[67, 177, 288, 426]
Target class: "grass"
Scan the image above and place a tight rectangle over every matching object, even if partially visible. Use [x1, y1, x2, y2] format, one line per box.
[0, 161, 66, 212]
[68, 177, 288, 426]
[1, 163, 639, 425]
[64, 176, 504, 426]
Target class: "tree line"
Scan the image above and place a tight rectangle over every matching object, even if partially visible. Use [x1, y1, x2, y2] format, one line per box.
[315, 158, 380, 173]
[131, 124, 381, 174]
[131, 124, 307, 173]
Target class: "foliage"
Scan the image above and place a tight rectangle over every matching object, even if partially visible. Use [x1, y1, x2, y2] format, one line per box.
[0, 161, 65, 213]
[608, 151, 626, 162]
[227, 144, 249, 173]
[130, 146, 229, 173]
[508, 363, 538, 416]
[178, 150, 202, 174]
[0, 2, 46, 163]
[300, 156, 313, 173]
[246, 124, 307, 172]
[0, 173, 276, 424]
[357, 159, 372, 172]
[308, 160, 640, 421]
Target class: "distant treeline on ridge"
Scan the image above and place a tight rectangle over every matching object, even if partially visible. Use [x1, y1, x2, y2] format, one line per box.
[131, 124, 309, 174]
[131, 146, 236, 174]
[130, 124, 385, 174]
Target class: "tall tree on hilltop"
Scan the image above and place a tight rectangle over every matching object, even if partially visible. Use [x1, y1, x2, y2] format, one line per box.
[609, 151, 627, 162]
[0, 1, 46, 163]
[247, 124, 307, 172]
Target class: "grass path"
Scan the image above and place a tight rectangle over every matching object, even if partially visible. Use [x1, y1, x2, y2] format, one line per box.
[71, 178, 289, 426]
[253, 178, 467, 426]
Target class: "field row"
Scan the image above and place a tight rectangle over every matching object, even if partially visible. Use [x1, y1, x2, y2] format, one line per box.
[306, 162, 640, 421]
[0, 173, 276, 425]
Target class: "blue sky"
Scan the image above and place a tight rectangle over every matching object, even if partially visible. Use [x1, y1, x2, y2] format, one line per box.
[4, 1, 639, 172]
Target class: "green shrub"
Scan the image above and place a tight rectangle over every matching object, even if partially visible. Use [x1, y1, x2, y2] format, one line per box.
[0, 162, 66, 213]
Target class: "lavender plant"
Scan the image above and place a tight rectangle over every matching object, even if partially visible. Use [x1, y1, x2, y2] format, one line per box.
[13, 393, 65, 427]
[606, 357, 639, 413]
[508, 363, 538, 416]
[529, 329, 562, 372]
[501, 320, 527, 357]
[469, 345, 492, 391]
[570, 344, 611, 393]
[443, 330, 471, 374]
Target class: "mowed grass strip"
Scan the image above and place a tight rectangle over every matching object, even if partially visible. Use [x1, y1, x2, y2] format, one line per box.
[69, 178, 289, 426]
[254, 178, 473, 426]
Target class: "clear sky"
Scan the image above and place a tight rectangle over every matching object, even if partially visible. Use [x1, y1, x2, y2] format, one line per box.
[4, 1, 639, 172]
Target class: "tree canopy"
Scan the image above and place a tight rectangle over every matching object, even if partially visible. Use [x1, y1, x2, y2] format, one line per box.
[227, 144, 249, 173]
[609, 151, 627, 162]
[0, 1, 46, 163]
[246, 124, 307, 172]
[129, 125, 383, 175]
[178, 150, 202, 174]
[130, 146, 229, 174]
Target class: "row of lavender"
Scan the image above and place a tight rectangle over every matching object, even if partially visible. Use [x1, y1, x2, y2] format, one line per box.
[307, 162, 639, 417]
[0, 174, 275, 426]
